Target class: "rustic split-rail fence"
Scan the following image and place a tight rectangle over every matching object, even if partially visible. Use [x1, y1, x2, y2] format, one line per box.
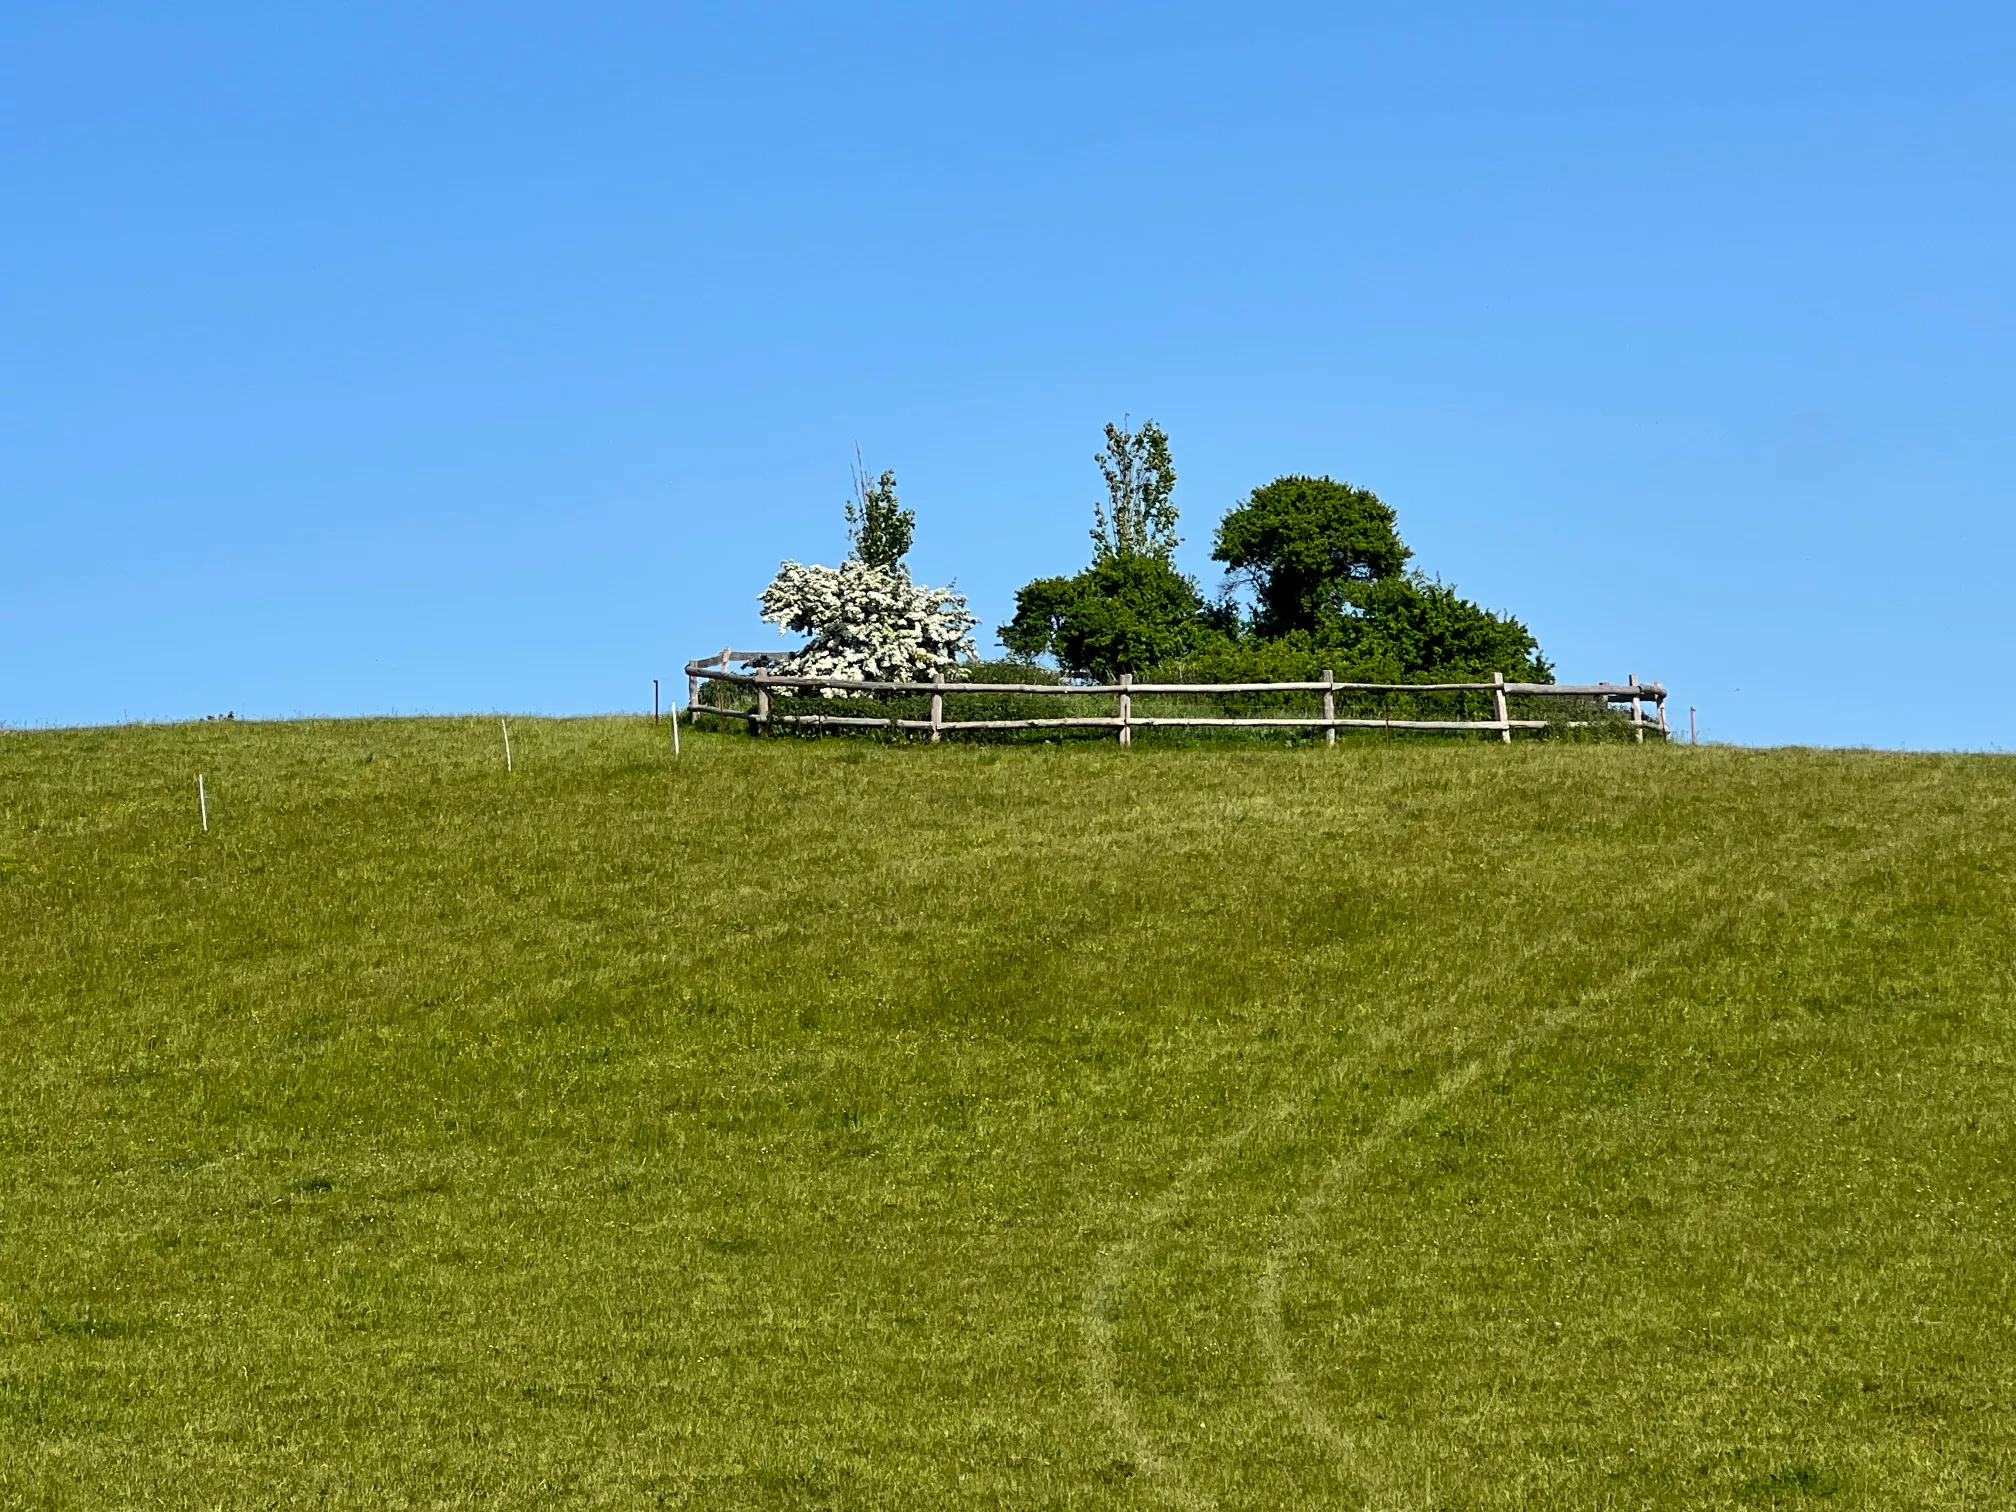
[684, 649, 1669, 745]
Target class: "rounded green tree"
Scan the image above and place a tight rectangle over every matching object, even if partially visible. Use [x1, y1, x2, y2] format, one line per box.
[1211, 475, 1411, 638]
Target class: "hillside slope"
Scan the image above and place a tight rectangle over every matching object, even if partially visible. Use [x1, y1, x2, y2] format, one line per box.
[2, 720, 2011, 1509]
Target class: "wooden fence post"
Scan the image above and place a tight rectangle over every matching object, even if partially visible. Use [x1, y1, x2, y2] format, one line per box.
[1323, 668, 1336, 747]
[1493, 671, 1510, 744]
[754, 674, 769, 735]
[930, 671, 944, 744]
[687, 672, 699, 725]
[1119, 673, 1132, 749]
[716, 646, 730, 731]
[1629, 673, 1644, 744]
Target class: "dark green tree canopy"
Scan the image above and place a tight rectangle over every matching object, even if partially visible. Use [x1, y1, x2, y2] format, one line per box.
[1345, 575, 1548, 682]
[1175, 578, 1550, 687]
[1211, 476, 1412, 638]
[997, 576, 1079, 663]
[1000, 554, 1205, 680]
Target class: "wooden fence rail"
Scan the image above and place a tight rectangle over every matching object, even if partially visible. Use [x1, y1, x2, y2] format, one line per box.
[685, 649, 1669, 745]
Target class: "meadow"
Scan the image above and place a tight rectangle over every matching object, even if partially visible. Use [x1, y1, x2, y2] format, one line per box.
[1, 718, 2011, 1509]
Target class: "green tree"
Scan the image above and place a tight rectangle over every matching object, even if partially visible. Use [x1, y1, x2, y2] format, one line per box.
[1347, 575, 1550, 681]
[1165, 576, 1550, 686]
[997, 576, 1079, 663]
[845, 455, 915, 570]
[1001, 418, 1207, 679]
[1212, 475, 1411, 638]
[1000, 554, 1206, 680]
[1091, 419, 1178, 563]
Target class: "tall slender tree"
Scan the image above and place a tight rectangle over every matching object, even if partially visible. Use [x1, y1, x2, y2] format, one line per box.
[1090, 419, 1178, 562]
[844, 449, 915, 571]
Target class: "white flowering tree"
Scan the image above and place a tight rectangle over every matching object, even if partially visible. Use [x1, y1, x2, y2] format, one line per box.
[760, 560, 977, 688]
[759, 466, 977, 692]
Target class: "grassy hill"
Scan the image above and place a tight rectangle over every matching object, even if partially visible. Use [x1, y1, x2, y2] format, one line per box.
[2, 719, 2011, 1509]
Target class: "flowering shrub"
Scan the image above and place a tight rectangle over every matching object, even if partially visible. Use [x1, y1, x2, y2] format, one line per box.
[760, 558, 977, 692]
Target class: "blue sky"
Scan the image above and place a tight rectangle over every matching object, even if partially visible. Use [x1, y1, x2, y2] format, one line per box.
[4, 3, 2011, 746]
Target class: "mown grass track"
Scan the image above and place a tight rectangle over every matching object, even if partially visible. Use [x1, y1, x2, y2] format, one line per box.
[1, 719, 2011, 1508]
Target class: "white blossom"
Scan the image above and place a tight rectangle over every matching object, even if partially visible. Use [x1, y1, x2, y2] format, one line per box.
[759, 559, 977, 694]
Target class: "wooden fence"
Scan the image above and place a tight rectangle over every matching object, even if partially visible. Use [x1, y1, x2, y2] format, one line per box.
[685, 649, 1669, 745]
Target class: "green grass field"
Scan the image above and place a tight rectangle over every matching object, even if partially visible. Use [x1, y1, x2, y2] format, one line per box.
[3, 719, 2011, 1509]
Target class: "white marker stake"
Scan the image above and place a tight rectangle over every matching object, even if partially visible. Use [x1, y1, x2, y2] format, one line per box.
[501, 719, 513, 773]
[198, 774, 208, 832]
[671, 708, 681, 757]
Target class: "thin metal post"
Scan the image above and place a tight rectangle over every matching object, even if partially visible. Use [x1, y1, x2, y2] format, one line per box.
[1323, 669, 1335, 747]
[654, 679, 660, 724]
[1690, 706, 1697, 744]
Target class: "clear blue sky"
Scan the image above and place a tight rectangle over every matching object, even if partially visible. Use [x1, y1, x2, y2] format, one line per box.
[5, 4, 2011, 747]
